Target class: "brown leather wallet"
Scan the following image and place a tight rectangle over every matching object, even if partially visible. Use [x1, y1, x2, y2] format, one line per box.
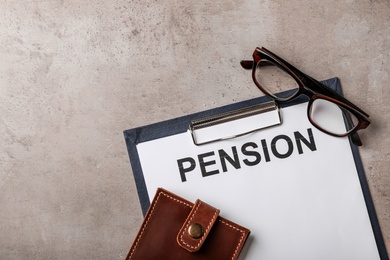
[126, 188, 250, 259]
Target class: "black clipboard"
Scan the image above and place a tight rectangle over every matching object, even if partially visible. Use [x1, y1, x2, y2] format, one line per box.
[124, 77, 388, 260]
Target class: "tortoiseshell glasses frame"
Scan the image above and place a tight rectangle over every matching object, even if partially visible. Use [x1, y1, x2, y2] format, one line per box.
[241, 47, 370, 146]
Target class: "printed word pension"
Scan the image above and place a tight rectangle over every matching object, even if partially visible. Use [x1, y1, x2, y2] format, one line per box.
[177, 128, 317, 182]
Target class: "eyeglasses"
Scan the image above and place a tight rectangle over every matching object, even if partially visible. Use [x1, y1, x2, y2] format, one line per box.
[241, 47, 370, 146]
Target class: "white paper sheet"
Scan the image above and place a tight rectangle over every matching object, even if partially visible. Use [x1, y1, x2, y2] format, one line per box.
[136, 102, 380, 260]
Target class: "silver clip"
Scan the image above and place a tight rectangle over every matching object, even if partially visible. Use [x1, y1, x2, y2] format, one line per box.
[189, 100, 282, 145]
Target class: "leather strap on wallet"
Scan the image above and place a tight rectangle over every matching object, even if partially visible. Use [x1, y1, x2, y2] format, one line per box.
[126, 188, 250, 260]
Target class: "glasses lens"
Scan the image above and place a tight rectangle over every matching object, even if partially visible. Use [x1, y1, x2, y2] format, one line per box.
[255, 60, 299, 100]
[310, 98, 359, 135]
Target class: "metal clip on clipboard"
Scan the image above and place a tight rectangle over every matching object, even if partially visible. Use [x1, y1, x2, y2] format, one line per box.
[189, 100, 282, 145]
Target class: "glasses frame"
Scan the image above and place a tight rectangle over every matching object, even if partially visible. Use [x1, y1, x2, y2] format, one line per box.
[241, 47, 371, 146]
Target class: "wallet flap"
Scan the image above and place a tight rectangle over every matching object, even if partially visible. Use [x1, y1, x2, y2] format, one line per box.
[177, 199, 220, 252]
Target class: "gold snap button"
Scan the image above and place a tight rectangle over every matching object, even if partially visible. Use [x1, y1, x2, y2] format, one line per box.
[188, 223, 204, 239]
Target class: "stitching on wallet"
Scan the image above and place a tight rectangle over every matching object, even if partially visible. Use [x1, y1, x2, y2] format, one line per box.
[128, 190, 191, 259]
[219, 219, 247, 260]
[129, 190, 246, 259]
[179, 200, 219, 250]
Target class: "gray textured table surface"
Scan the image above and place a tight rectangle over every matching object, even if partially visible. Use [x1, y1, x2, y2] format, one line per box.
[1, 1, 389, 259]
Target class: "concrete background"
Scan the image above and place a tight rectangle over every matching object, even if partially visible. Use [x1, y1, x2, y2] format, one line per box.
[0, 0, 389, 259]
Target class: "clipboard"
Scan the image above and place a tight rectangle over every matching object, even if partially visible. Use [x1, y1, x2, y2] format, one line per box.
[124, 77, 388, 260]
